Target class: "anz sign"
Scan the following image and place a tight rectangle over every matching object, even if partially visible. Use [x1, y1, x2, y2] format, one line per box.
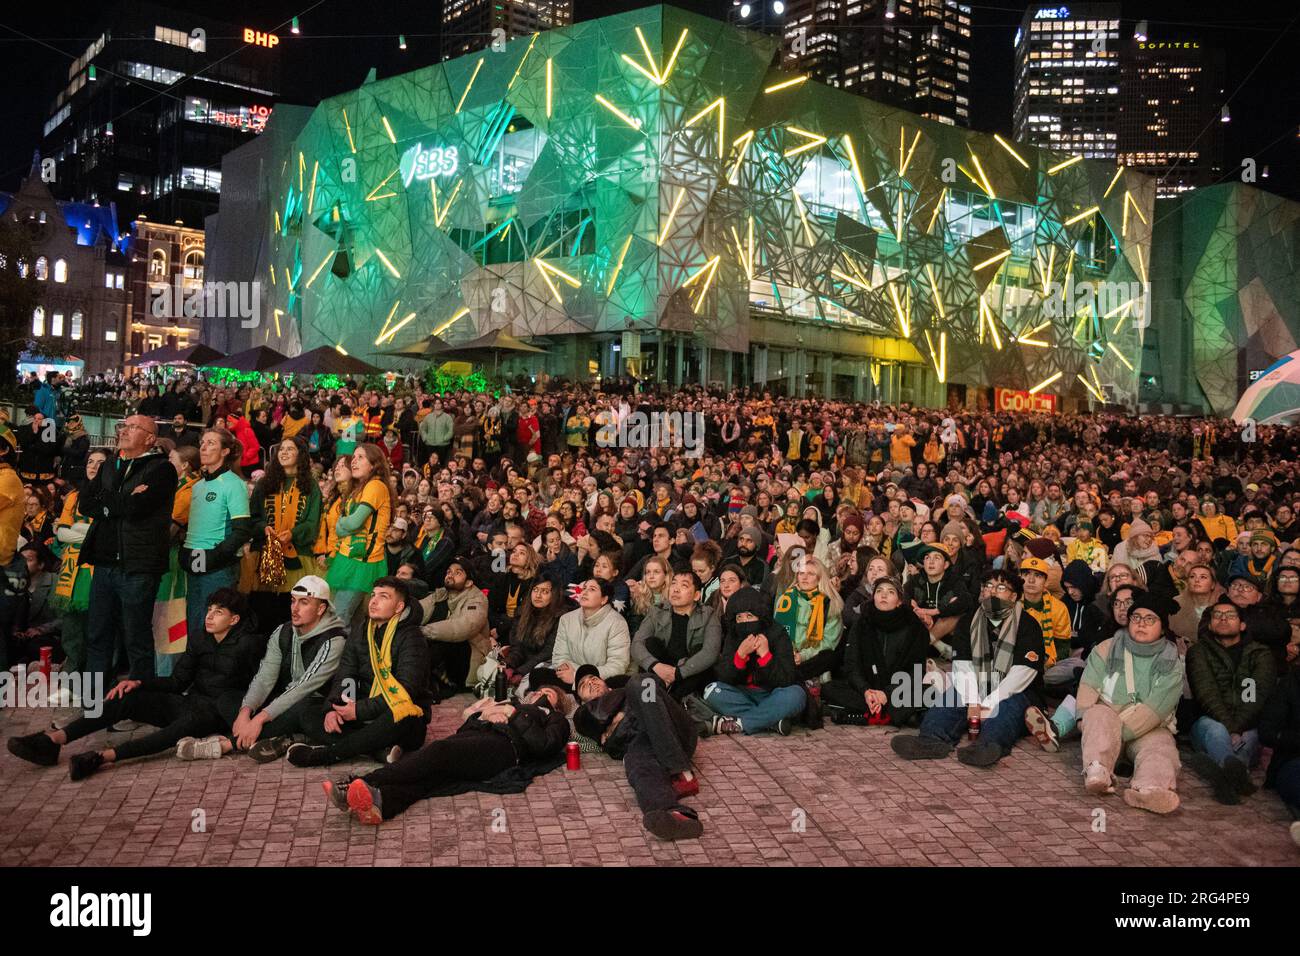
[1034, 6, 1070, 18]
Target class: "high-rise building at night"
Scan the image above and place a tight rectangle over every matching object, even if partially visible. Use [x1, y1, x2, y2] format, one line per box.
[730, 0, 971, 127]
[1117, 35, 1225, 198]
[1013, 3, 1121, 158]
[441, 0, 573, 61]
[38, 1, 280, 228]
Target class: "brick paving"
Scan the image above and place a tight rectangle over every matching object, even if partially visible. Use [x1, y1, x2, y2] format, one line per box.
[1, 696, 1296, 867]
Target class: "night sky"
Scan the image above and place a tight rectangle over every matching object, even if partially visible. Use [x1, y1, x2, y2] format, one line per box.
[0, 0, 1296, 199]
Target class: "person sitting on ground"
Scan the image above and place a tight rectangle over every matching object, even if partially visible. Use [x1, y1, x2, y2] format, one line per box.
[498, 576, 565, 686]
[891, 569, 1046, 768]
[905, 541, 972, 656]
[1065, 518, 1109, 573]
[701, 586, 806, 736]
[573, 666, 704, 842]
[324, 683, 570, 825]
[1076, 592, 1185, 815]
[546, 577, 631, 690]
[823, 577, 929, 727]
[1258, 661, 1300, 847]
[421, 559, 491, 699]
[777, 554, 844, 686]
[630, 570, 722, 701]
[1184, 598, 1276, 805]
[8, 588, 263, 779]
[233, 576, 348, 763]
[1018, 555, 1072, 670]
[288, 576, 431, 767]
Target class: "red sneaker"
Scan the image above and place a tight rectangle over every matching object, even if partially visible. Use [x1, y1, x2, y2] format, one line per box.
[671, 773, 699, 798]
[346, 778, 383, 825]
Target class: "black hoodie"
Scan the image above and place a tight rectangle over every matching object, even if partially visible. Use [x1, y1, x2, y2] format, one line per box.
[1060, 560, 1108, 657]
[841, 602, 930, 723]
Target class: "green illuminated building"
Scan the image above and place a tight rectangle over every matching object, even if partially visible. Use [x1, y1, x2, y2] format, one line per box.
[207, 4, 1159, 407]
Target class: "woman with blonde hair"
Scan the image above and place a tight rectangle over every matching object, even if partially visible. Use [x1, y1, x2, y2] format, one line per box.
[625, 555, 672, 636]
[774, 554, 844, 685]
[325, 443, 394, 625]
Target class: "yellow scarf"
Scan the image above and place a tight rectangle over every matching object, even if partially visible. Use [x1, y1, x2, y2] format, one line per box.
[366, 616, 423, 721]
[270, 482, 303, 558]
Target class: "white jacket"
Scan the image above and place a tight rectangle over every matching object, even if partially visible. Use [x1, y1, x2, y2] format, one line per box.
[551, 603, 631, 679]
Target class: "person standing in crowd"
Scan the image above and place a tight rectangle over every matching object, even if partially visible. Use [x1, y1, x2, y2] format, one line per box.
[325, 444, 394, 626]
[79, 414, 177, 682]
[49, 448, 109, 678]
[247, 435, 322, 632]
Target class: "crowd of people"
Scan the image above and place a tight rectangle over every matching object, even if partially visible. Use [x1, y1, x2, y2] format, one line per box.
[2, 367, 1299, 847]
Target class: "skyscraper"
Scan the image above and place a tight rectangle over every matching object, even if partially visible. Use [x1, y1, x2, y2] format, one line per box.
[1117, 35, 1225, 198]
[1013, 3, 1121, 158]
[441, 0, 573, 62]
[731, 0, 972, 127]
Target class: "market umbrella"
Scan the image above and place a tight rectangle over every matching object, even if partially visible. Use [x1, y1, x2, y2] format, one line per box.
[440, 328, 547, 373]
[1231, 350, 1300, 424]
[267, 346, 381, 377]
[209, 345, 290, 372]
[133, 343, 225, 368]
[379, 333, 453, 360]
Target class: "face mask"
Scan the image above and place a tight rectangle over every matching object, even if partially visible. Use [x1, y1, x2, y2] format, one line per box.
[734, 619, 764, 638]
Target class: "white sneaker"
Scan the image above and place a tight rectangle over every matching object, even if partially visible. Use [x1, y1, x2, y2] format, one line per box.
[386, 745, 403, 764]
[176, 735, 225, 760]
[1084, 761, 1115, 795]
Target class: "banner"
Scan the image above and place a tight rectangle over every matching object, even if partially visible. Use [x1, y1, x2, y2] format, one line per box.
[995, 386, 1058, 414]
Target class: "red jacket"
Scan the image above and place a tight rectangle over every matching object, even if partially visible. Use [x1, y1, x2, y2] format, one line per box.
[382, 438, 404, 470]
[230, 416, 260, 468]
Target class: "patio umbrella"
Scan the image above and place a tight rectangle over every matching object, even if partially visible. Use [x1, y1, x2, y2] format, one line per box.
[209, 345, 290, 373]
[440, 328, 547, 373]
[1232, 350, 1300, 424]
[134, 343, 226, 368]
[267, 346, 381, 377]
[379, 333, 453, 360]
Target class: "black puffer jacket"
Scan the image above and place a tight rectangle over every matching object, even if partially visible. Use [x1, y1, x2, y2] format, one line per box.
[714, 588, 801, 689]
[324, 605, 432, 723]
[1259, 666, 1300, 787]
[137, 619, 267, 724]
[461, 701, 569, 761]
[78, 448, 178, 574]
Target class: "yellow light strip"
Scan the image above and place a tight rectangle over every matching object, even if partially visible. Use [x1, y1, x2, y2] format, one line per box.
[299, 152, 305, 191]
[1125, 191, 1147, 224]
[1103, 297, 1136, 319]
[923, 330, 947, 382]
[657, 187, 686, 245]
[764, 75, 808, 93]
[268, 264, 276, 286]
[620, 53, 660, 85]
[366, 168, 400, 201]
[594, 94, 642, 129]
[274, 210, 281, 233]
[680, 255, 720, 312]
[381, 116, 396, 144]
[842, 134, 866, 195]
[284, 267, 292, 288]
[978, 296, 1003, 349]
[535, 260, 563, 303]
[1042, 245, 1056, 297]
[1028, 371, 1064, 394]
[685, 97, 726, 153]
[376, 312, 415, 345]
[373, 248, 400, 278]
[899, 128, 921, 177]
[887, 281, 911, 337]
[746, 215, 754, 279]
[307, 160, 319, 215]
[1064, 205, 1100, 226]
[830, 267, 869, 290]
[272, 309, 282, 337]
[967, 147, 996, 199]
[1077, 373, 1104, 401]
[973, 249, 1011, 271]
[1047, 155, 1083, 174]
[993, 134, 1029, 169]
[792, 189, 814, 245]
[335, 344, 348, 355]
[508, 33, 539, 90]
[432, 179, 464, 228]
[1103, 165, 1124, 198]
[341, 108, 356, 153]
[546, 59, 553, 118]
[1107, 343, 1134, 370]
[660, 29, 688, 85]
[924, 263, 945, 319]
[1135, 245, 1148, 286]
[376, 299, 401, 341]
[783, 125, 826, 157]
[1122, 197, 1130, 238]
[432, 307, 471, 336]
[455, 58, 485, 114]
[927, 187, 947, 233]
[728, 129, 754, 184]
[606, 234, 633, 296]
[305, 249, 334, 288]
[634, 26, 662, 84]
[895, 192, 904, 242]
[538, 260, 581, 287]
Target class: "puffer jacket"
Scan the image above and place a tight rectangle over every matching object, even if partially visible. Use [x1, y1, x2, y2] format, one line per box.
[1186, 636, 1276, 733]
[552, 603, 631, 678]
[137, 619, 267, 724]
[324, 604, 432, 723]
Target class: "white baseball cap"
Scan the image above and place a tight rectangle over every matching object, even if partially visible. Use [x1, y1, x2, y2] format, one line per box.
[391, 517, 409, 532]
[290, 575, 332, 605]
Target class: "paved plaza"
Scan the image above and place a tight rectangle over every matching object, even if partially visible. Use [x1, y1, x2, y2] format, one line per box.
[2, 696, 1295, 867]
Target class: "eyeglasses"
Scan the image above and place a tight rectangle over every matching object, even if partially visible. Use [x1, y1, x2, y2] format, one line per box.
[1128, 612, 1160, 626]
[1210, 610, 1240, 621]
[1227, 581, 1257, 591]
[980, 583, 1015, 596]
[1112, 599, 1134, 609]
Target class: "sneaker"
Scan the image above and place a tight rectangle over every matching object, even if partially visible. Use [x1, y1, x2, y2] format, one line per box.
[671, 773, 700, 799]
[345, 778, 383, 825]
[643, 806, 704, 842]
[248, 735, 299, 764]
[7, 732, 60, 767]
[711, 715, 743, 735]
[286, 743, 332, 768]
[1221, 756, 1256, 797]
[830, 709, 871, 727]
[890, 734, 952, 760]
[1185, 752, 1240, 806]
[1024, 705, 1060, 753]
[1290, 821, 1300, 848]
[1123, 787, 1180, 815]
[385, 745, 403, 764]
[321, 778, 351, 813]
[956, 742, 1002, 767]
[69, 751, 104, 781]
[1084, 761, 1115, 795]
[775, 717, 792, 736]
[176, 735, 225, 760]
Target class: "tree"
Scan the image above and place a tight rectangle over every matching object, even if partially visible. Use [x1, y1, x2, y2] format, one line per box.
[0, 217, 42, 378]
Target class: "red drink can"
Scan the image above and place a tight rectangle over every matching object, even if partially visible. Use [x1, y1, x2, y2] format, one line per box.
[967, 715, 981, 738]
[565, 741, 580, 771]
[39, 647, 52, 679]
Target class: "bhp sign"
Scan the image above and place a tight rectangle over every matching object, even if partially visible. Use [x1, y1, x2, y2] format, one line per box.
[996, 387, 1057, 414]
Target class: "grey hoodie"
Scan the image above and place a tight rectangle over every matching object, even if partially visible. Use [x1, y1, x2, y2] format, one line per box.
[239, 610, 347, 721]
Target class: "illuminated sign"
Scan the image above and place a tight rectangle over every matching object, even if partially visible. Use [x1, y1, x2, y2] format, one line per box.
[243, 28, 280, 48]
[1034, 6, 1069, 19]
[211, 105, 272, 133]
[1137, 41, 1201, 50]
[995, 387, 1058, 414]
[400, 143, 460, 187]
